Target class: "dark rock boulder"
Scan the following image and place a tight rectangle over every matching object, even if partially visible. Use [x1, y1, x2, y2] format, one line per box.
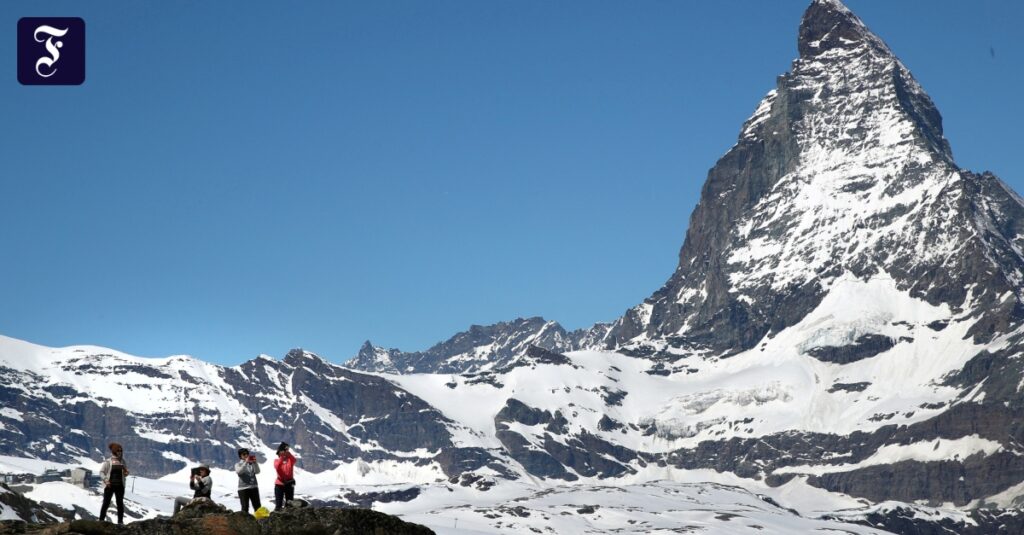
[62, 514, 261, 535]
[2, 505, 434, 535]
[259, 507, 434, 535]
[171, 498, 231, 521]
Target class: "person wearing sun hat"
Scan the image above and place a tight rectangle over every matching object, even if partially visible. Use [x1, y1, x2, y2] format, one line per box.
[173, 465, 213, 514]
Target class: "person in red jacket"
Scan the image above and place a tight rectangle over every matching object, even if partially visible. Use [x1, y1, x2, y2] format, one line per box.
[273, 442, 297, 510]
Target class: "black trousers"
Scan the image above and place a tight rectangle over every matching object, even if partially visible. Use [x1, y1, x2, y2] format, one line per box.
[274, 482, 295, 510]
[99, 485, 125, 524]
[238, 487, 261, 514]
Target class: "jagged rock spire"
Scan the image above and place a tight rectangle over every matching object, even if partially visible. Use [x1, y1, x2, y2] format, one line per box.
[796, 0, 950, 157]
[798, 0, 887, 58]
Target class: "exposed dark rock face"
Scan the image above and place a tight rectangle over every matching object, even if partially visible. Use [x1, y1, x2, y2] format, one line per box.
[495, 399, 562, 430]
[827, 382, 871, 393]
[540, 431, 636, 479]
[0, 363, 220, 475]
[809, 453, 1024, 506]
[806, 334, 896, 364]
[494, 428, 576, 481]
[506, 346, 573, 368]
[432, 447, 516, 480]
[342, 487, 420, 509]
[666, 400, 1024, 506]
[598, 415, 623, 432]
[0, 485, 59, 525]
[493, 398, 579, 481]
[493, 399, 635, 481]
[448, 473, 496, 491]
[845, 506, 1024, 535]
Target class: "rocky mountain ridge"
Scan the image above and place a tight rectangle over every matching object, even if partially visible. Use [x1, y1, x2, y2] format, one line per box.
[346, 317, 612, 374]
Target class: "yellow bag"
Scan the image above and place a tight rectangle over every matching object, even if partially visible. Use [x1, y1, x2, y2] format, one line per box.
[254, 506, 270, 519]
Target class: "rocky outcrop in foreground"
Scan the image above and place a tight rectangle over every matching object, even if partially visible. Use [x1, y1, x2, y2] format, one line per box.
[0, 499, 434, 535]
[0, 484, 59, 525]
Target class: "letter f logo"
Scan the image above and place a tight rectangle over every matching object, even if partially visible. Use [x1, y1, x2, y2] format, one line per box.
[18, 17, 85, 85]
[34, 25, 69, 78]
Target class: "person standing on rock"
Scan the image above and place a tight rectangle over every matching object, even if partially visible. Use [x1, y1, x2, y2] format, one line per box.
[98, 442, 129, 525]
[273, 442, 297, 510]
[235, 448, 262, 514]
[173, 465, 213, 515]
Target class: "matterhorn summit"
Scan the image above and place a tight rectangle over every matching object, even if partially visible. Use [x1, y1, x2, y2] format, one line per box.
[605, 0, 1024, 358]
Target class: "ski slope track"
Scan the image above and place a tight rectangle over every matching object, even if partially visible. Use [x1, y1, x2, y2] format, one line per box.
[3, 1, 1024, 533]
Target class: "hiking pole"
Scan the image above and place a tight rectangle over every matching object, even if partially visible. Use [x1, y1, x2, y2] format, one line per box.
[130, 476, 136, 493]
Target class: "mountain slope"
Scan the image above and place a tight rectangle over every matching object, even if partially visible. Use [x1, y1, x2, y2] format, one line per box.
[0, 335, 515, 479]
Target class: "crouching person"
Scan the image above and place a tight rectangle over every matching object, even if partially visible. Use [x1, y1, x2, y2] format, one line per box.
[235, 448, 261, 514]
[173, 466, 212, 515]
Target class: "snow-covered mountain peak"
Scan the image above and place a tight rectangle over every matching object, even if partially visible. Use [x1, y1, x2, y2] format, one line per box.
[798, 0, 888, 60]
[349, 341, 402, 374]
[0, 334, 201, 375]
[792, 0, 950, 159]
[281, 347, 328, 367]
[601, 0, 1023, 356]
[0, 335, 51, 370]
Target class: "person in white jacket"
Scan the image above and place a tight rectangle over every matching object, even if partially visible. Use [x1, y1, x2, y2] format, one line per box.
[98, 442, 129, 524]
[235, 448, 261, 514]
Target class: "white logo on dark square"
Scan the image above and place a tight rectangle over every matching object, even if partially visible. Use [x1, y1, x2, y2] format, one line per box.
[33, 25, 69, 78]
[17, 17, 85, 86]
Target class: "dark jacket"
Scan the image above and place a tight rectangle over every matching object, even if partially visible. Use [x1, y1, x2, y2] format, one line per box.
[190, 475, 213, 498]
[100, 456, 128, 487]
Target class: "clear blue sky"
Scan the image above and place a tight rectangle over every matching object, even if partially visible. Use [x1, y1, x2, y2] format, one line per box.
[1, 1, 1021, 365]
